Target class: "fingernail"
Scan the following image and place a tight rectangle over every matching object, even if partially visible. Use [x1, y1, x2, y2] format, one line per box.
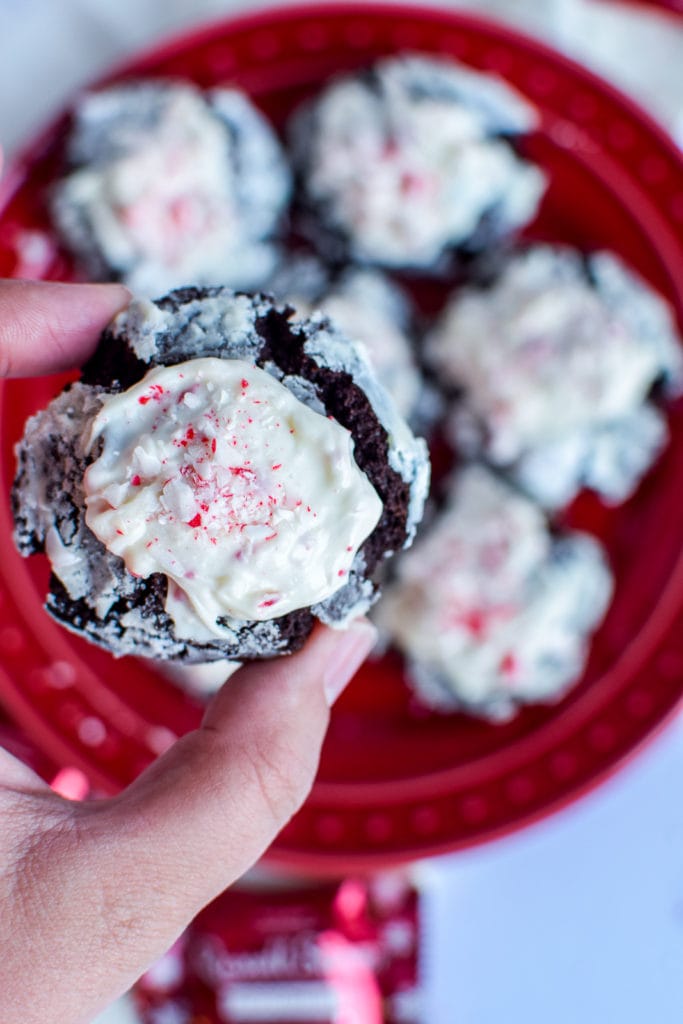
[77, 282, 132, 310]
[37, 280, 132, 323]
[323, 619, 378, 706]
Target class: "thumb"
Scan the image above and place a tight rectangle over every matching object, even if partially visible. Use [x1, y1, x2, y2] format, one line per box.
[106, 620, 377, 898]
[1, 621, 376, 1024]
[0, 279, 130, 377]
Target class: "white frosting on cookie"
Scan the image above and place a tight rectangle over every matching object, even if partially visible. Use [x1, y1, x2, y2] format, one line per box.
[376, 467, 612, 719]
[84, 358, 382, 639]
[296, 55, 545, 266]
[428, 246, 683, 507]
[54, 83, 289, 295]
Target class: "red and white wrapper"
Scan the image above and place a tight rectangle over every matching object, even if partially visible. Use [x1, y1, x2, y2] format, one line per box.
[135, 875, 422, 1024]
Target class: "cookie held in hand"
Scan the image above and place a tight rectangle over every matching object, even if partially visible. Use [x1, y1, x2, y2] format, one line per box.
[13, 288, 429, 662]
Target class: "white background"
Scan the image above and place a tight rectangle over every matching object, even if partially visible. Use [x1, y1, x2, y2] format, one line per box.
[1, 2, 683, 1022]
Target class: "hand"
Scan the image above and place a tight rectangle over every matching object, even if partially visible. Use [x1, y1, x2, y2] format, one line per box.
[0, 280, 377, 1024]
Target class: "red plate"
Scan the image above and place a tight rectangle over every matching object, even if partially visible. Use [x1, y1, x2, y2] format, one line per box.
[2, 4, 683, 873]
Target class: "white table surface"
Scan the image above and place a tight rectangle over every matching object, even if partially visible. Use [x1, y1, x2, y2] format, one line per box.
[1, 2, 683, 1022]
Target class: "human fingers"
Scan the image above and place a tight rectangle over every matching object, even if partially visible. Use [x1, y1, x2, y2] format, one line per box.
[108, 621, 377, 899]
[0, 279, 129, 377]
[0, 620, 377, 1024]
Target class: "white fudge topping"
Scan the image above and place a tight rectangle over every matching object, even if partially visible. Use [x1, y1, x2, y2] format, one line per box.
[54, 83, 290, 295]
[295, 55, 545, 267]
[428, 246, 683, 507]
[376, 467, 612, 719]
[83, 358, 382, 639]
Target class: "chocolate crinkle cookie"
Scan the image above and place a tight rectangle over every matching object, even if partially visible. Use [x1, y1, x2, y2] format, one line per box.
[289, 54, 546, 270]
[426, 245, 683, 509]
[13, 288, 430, 662]
[375, 465, 613, 720]
[51, 81, 291, 296]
